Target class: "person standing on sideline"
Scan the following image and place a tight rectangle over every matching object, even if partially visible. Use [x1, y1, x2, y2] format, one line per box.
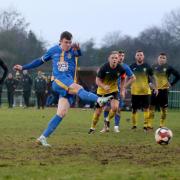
[34, 71, 47, 109]
[0, 58, 8, 107]
[22, 70, 32, 108]
[5, 73, 17, 108]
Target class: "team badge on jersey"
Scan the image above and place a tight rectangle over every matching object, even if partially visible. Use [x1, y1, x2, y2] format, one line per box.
[143, 68, 147, 72]
[57, 61, 69, 72]
[67, 53, 72, 59]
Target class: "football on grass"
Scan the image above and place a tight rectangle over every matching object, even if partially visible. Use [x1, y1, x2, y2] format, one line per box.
[155, 127, 173, 145]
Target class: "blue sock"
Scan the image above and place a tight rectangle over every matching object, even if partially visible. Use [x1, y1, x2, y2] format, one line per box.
[43, 115, 62, 137]
[77, 88, 98, 102]
[114, 114, 121, 126]
[104, 111, 109, 119]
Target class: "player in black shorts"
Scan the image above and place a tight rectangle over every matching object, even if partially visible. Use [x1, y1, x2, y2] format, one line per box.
[149, 53, 180, 127]
[88, 51, 125, 134]
[130, 50, 158, 131]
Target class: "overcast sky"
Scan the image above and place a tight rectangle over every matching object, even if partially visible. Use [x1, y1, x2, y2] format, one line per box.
[1, 0, 180, 47]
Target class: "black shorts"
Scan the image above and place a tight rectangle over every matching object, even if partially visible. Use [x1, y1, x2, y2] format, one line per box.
[150, 89, 168, 108]
[95, 92, 118, 108]
[131, 95, 150, 110]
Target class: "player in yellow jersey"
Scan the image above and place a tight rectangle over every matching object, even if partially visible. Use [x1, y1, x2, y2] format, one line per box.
[88, 51, 126, 134]
[130, 50, 158, 131]
[149, 53, 180, 128]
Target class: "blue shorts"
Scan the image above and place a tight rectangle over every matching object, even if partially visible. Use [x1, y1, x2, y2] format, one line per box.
[52, 75, 75, 105]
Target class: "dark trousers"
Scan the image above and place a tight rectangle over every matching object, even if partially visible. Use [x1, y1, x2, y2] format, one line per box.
[7, 91, 14, 108]
[36, 92, 45, 109]
[0, 90, 2, 106]
[0, 86, 2, 106]
[23, 91, 31, 107]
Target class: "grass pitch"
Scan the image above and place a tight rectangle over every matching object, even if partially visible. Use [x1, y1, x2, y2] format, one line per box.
[0, 107, 179, 180]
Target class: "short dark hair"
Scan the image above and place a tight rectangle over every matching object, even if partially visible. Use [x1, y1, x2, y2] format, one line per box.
[159, 52, 167, 56]
[60, 31, 72, 40]
[118, 49, 125, 54]
[136, 49, 143, 53]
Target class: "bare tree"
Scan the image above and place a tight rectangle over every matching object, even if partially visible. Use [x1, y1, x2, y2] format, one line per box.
[0, 10, 29, 31]
[163, 8, 180, 42]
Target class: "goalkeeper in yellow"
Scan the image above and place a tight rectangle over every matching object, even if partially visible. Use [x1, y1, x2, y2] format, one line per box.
[149, 53, 180, 128]
[130, 50, 158, 131]
[88, 51, 126, 134]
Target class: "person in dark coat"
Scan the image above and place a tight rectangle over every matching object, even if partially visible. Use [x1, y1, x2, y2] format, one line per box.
[5, 73, 17, 108]
[22, 70, 32, 107]
[34, 71, 47, 109]
[0, 58, 8, 107]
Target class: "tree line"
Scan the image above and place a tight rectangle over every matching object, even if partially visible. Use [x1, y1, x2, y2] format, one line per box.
[0, 8, 180, 72]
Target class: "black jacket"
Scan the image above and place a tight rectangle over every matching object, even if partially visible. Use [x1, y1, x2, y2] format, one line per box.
[0, 59, 8, 84]
[34, 76, 47, 93]
[22, 74, 33, 91]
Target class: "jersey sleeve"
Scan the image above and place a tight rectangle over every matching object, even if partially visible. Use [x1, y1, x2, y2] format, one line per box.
[147, 64, 153, 76]
[119, 65, 126, 76]
[97, 65, 106, 79]
[121, 73, 126, 80]
[41, 47, 54, 62]
[124, 64, 134, 77]
[169, 66, 180, 86]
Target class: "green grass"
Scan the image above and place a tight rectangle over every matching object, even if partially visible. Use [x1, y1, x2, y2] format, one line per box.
[0, 107, 179, 180]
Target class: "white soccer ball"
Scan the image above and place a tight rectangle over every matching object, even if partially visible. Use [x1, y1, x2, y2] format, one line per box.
[155, 127, 173, 145]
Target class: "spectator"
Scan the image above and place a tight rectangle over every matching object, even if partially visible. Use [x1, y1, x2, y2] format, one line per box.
[5, 73, 17, 108]
[34, 71, 47, 109]
[22, 70, 32, 107]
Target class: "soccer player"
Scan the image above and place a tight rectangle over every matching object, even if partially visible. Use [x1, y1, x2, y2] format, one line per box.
[14, 31, 112, 147]
[88, 51, 126, 134]
[103, 50, 136, 132]
[149, 53, 180, 127]
[0, 58, 8, 84]
[130, 50, 158, 131]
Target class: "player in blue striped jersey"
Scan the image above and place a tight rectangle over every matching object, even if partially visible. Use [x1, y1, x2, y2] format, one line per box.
[14, 31, 112, 146]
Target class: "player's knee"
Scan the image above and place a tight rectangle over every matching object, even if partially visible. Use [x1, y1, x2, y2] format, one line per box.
[111, 105, 118, 112]
[96, 109, 102, 116]
[74, 84, 83, 92]
[57, 108, 67, 118]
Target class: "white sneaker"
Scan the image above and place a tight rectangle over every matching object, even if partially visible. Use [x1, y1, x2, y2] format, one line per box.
[114, 126, 120, 133]
[36, 135, 51, 147]
[97, 95, 113, 107]
[100, 126, 110, 133]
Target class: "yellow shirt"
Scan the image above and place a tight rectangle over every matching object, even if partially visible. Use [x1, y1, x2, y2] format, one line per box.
[96, 62, 125, 95]
[130, 63, 152, 95]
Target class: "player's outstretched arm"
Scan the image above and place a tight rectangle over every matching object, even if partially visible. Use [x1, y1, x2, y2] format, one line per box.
[13, 58, 44, 71]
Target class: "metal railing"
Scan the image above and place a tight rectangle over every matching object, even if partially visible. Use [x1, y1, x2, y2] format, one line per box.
[168, 90, 180, 108]
[1, 89, 180, 108]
